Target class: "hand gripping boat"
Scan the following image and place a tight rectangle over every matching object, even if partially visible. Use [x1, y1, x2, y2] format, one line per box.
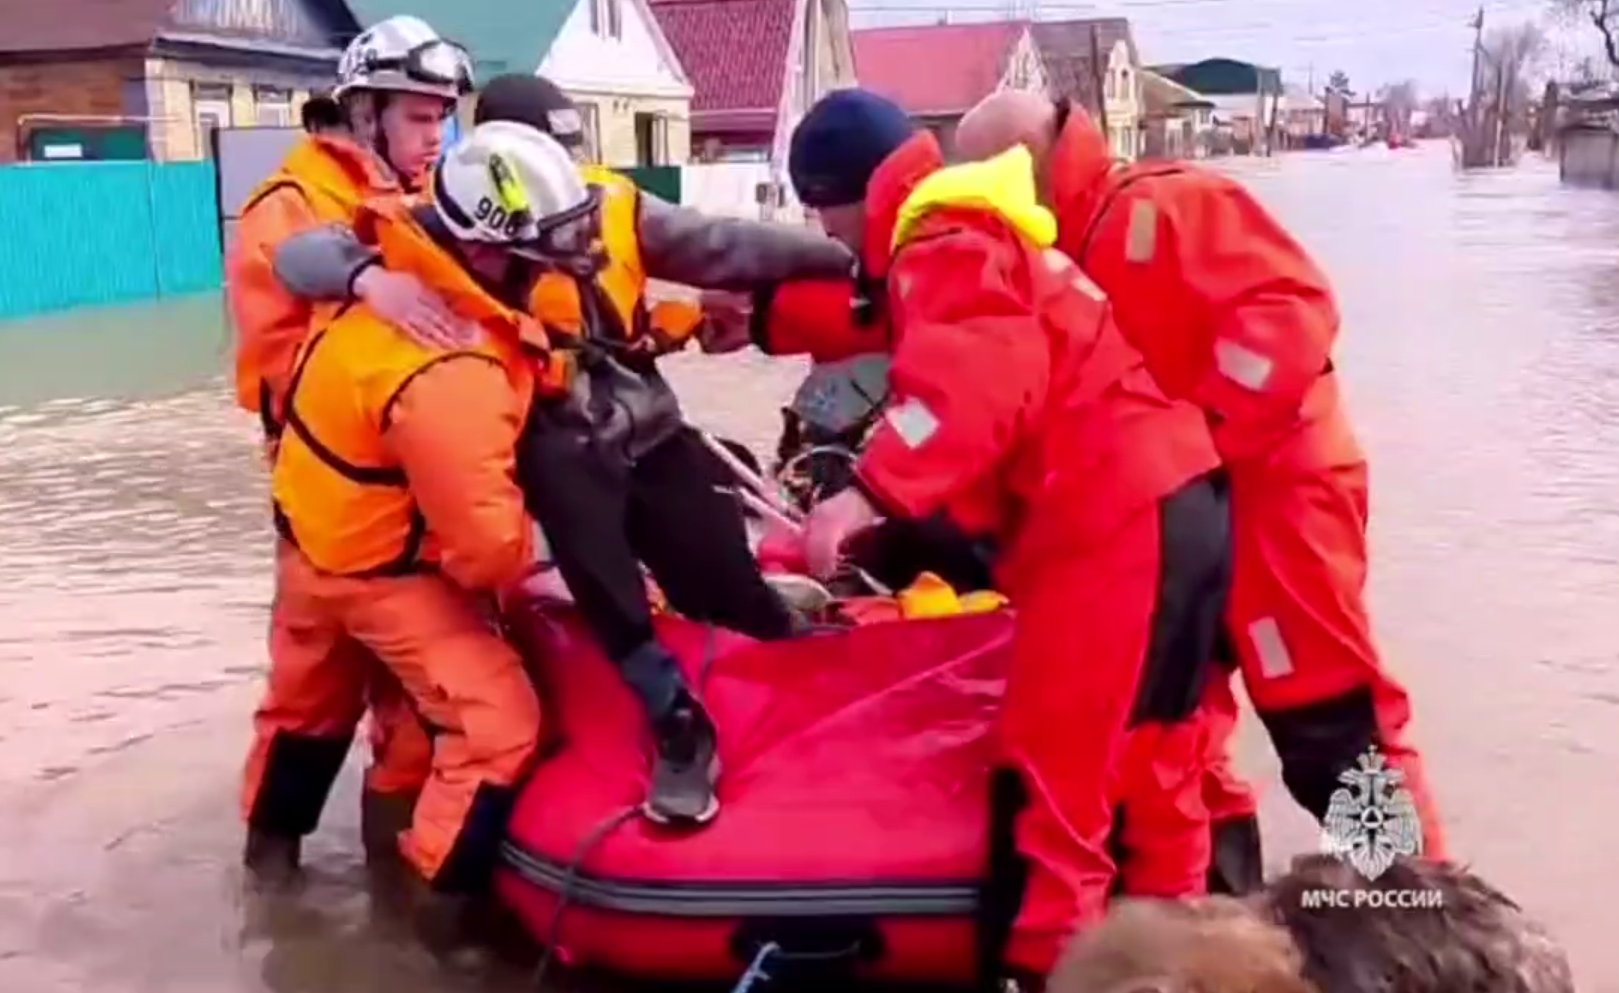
[495, 587, 1014, 985]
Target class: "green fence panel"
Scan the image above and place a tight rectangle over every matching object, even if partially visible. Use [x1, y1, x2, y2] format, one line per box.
[620, 165, 682, 204]
[149, 162, 224, 296]
[0, 161, 223, 321]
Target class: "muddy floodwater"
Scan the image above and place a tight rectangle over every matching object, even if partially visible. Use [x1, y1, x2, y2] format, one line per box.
[0, 142, 1616, 991]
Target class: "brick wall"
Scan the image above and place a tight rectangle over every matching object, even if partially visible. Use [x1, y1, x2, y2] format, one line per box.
[0, 57, 143, 163]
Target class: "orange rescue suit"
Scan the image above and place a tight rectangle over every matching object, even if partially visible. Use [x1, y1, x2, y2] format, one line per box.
[1045, 107, 1443, 861]
[268, 199, 542, 889]
[233, 134, 431, 848]
[227, 135, 402, 433]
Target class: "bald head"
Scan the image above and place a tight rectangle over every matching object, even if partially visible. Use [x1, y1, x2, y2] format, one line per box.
[955, 90, 1058, 164]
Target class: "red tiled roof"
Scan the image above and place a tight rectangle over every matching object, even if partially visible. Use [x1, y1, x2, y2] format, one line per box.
[1029, 18, 1135, 113]
[0, 0, 175, 54]
[650, 0, 795, 125]
[853, 21, 1024, 117]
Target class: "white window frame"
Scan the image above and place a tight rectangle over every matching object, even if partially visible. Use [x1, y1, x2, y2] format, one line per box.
[254, 86, 293, 127]
[579, 101, 602, 162]
[590, 0, 623, 38]
[192, 82, 233, 157]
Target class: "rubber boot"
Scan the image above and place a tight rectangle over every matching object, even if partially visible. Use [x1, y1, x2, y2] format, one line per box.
[395, 870, 497, 972]
[1207, 812, 1265, 896]
[243, 828, 302, 889]
[643, 690, 721, 827]
[360, 789, 418, 867]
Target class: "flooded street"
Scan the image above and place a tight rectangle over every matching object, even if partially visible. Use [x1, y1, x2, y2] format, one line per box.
[1, 142, 1616, 990]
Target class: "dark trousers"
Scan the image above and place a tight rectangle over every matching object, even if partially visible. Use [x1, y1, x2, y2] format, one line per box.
[521, 426, 796, 709]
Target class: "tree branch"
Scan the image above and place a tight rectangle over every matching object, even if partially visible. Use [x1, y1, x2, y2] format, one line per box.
[1591, 0, 1619, 69]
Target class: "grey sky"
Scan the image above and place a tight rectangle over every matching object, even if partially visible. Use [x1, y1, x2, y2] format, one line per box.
[850, 0, 1564, 97]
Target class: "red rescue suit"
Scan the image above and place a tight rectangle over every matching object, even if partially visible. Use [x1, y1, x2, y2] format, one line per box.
[845, 134, 1228, 975]
[1045, 106, 1444, 861]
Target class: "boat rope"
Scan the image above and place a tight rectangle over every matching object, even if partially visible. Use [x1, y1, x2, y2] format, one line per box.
[730, 941, 781, 993]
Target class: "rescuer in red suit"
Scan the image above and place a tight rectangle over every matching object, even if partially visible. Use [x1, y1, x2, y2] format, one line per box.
[774, 88, 1232, 984]
[950, 90, 1446, 870]
[719, 90, 1449, 895]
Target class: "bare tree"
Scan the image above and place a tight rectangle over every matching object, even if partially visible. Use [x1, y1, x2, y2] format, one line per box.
[1550, 0, 1619, 70]
[1465, 21, 1547, 165]
[1380, 79, 1420, 133]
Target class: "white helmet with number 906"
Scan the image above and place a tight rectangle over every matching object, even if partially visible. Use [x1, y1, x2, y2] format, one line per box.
[431, 121, 602, 261]
[335, 15, 473, 103]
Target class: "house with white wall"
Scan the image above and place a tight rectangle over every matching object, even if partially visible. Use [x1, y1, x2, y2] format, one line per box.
[347, 0, 694, 167]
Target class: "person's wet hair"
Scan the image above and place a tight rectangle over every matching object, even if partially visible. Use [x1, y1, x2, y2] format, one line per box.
[1261, 855, 1575, 993]
[301, 94, 344, 134]
[1050, 896, 1314, 993]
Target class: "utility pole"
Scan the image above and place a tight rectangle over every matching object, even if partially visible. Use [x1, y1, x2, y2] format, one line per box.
[1465, 5, 1485, 166]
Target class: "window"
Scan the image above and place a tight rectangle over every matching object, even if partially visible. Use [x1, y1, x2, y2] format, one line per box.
[634, 111, 671, 166]
[254, 86, 292, 127]
[192, 82, 232, 157]
[590, 0, 622, 38]
[579, 101, 602, 162]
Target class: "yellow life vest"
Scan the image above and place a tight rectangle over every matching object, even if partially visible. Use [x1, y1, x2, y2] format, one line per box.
[528, 165, 704, 355]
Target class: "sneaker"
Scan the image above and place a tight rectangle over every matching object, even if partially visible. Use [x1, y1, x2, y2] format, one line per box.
[643, 695, 721, 826]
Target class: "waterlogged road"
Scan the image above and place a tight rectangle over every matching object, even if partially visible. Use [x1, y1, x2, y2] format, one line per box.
[0, 143, 1615, 991]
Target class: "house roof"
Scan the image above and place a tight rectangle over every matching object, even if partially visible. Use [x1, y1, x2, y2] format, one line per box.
[0, 0, 357, 55]
[852, 21, 1025, 118]
[345, 0, 574, 78]
[650, 0, 795, 129]
[1162, 57, 1282, 96]
[1028, 17, 1134, 113]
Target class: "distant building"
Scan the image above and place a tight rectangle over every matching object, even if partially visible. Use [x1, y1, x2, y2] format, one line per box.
[1152, 57, 1283, 154]
[852, 21, 1045, 152]
[348, 0, 695, 169]
[1139, 68, 1213, 159]
[1280, 83, 1324, 143]
[651, 0, 856, 166]
[0, 0, 359, 163]
[1029, 18, 1143, 160]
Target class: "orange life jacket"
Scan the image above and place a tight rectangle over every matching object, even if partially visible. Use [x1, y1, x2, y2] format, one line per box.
[269, 202, 539, 577]
[528, 165, 703, 358]
[231, 135, 401, 434]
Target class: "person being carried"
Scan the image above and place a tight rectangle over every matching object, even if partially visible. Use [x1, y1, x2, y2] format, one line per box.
[784, 89, 1231, 986]
[229, 13, 476, 882]
[272, 74, 856, 828]
[268, 121, 590, 935]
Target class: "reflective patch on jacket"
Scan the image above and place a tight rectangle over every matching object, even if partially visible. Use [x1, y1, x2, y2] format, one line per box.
[1125, 200, 1157, 263]
[1214, 338, 1275, 391]
[885, 397, 940, 449]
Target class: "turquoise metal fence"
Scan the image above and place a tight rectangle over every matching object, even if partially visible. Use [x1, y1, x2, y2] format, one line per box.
[0, 161, 223, 321]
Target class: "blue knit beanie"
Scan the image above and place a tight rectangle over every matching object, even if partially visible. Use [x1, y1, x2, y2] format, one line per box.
[789, 89, 916, 208]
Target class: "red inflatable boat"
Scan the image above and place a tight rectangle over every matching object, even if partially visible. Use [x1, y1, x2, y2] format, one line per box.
[495, 587, 1014, 985]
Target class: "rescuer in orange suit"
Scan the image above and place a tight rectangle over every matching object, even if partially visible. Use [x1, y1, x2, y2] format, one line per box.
[228, 15, 480, 882]
[269, 123, 595, 926]
[272, 73, 857, 827]
[774, 89, 1231, 984]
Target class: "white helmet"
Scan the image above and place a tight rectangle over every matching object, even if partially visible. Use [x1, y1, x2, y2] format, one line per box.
[432, 121, 601, 259]
[335, 15, 473, 103]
